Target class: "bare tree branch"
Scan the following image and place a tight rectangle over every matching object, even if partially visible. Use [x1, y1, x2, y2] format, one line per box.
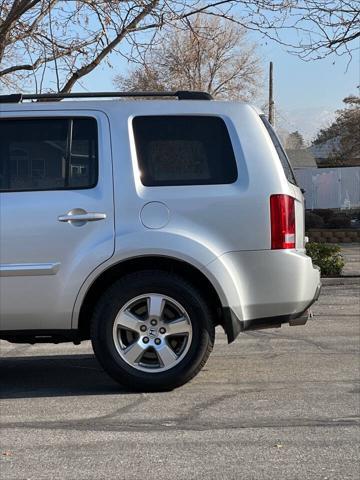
[59, 0, 160, 93]
[115, 15, 262, 101]
[0, 1, 359, 93]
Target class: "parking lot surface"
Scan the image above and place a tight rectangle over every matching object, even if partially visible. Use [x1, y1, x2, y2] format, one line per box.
[1, 280, 359, 480]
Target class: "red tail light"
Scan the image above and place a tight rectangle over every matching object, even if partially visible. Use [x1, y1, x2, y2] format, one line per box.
[270, 194, 296, 249]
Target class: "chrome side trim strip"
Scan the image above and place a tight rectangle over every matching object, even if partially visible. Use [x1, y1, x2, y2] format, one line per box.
[0, 262, 60, 277]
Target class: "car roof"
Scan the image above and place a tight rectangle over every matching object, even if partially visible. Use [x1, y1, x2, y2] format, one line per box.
[0, 91, 263, 116]
[0, 99, 262, 118]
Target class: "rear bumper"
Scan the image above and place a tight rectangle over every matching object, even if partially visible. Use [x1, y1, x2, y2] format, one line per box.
[222, 281, 321, 342]
[207, 249, 321, 343]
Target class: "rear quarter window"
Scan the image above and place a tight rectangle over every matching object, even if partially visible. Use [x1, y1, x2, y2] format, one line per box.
[132, 115, 237, 186]
[260, 115, 297, 185]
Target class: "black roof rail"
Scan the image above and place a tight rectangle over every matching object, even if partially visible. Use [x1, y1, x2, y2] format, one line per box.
[0, 90, 212, 103]
[0, 94, 23, 103]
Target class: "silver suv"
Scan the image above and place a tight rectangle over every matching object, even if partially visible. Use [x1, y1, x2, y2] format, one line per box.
[0, 91, 321, 391]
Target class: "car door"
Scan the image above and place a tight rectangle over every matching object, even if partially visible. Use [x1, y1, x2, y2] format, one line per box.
[0, 110, 114, 331]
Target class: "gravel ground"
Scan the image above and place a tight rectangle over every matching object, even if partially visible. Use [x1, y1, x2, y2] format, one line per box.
[0, 280, 359, 480]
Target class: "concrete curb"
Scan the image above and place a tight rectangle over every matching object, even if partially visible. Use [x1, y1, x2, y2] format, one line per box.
[321, 276, 360, 286]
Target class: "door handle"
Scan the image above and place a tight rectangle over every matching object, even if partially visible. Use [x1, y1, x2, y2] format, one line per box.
[58, 208, 106, 226]
[58, 213, 106, 222]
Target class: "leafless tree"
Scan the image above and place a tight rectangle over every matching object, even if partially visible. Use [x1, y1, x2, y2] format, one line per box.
[1, 1, 359, 93]
[115, 16, 261, 100]
[233, 1, 360, 61]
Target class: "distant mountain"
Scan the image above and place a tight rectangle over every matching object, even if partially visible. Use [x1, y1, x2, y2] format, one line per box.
[275, 106, 336, 144]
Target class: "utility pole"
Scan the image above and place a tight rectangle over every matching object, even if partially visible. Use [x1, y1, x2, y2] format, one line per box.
[268, 61, 274, 126]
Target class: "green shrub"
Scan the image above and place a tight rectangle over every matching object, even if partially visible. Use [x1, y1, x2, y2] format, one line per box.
[305, 212, 324, 229]
[327, 214, 351, 229]
[306, 242, 345, 277]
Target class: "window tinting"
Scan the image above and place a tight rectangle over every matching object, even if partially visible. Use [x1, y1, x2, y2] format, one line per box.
[260, 115, 297, 185]
[133, 116, 237, 186]
[0, 118, 98, 191]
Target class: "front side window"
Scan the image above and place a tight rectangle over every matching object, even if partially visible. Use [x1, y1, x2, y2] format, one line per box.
[0, 117, 98, 191]
[133, 116, 237, 186]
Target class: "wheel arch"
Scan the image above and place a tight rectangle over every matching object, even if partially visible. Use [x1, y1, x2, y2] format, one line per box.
[75, 255, 225, 340]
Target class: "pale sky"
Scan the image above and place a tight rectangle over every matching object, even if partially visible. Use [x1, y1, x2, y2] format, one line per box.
[77, 35, 358, 141]
[260, 39, 359, 141]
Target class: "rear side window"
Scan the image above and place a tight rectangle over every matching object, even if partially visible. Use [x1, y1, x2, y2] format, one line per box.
[260, 115, 297, 185]
[132, 116, 237, 186]
[0, 117, 98, 192]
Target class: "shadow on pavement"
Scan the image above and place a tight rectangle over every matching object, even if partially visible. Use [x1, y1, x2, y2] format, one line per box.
[0, 354, 131, 399]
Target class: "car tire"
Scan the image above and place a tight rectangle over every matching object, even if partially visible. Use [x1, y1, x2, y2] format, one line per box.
[91, 270, 215, 391]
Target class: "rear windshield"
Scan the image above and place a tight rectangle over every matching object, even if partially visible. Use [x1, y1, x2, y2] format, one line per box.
[260, 115, 297, 185]
[132, 115, 238, 186]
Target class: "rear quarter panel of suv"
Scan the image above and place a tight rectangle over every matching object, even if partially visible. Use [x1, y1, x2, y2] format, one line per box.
[108, 101, 292, 255]
[72, 101, 319, 330]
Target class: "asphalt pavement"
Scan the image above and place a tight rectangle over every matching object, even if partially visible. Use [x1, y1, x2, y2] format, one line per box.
[341, 244, 360, 276]
[0, 280, 359, 480]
